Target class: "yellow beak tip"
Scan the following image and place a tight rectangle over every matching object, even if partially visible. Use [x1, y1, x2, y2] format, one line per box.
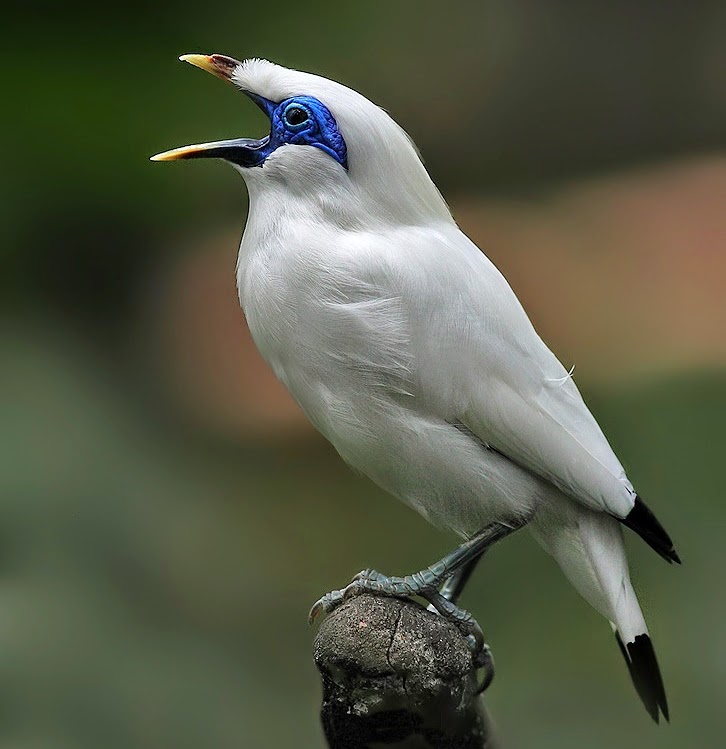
[179, 53, 207, 65]
[150, 149, 181, 162]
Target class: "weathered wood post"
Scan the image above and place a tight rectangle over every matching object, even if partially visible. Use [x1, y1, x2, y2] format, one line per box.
[314, 594, 496, 748]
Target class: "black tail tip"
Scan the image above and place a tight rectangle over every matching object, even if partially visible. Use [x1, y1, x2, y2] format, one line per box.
[615, 632, 670, 724]
[621, 496, 681, 565]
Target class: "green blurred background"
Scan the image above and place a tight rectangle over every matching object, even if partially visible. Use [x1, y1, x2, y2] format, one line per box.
[2, 1, 725, 747]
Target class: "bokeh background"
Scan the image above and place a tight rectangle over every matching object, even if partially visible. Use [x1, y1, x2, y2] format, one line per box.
[3, 1, 725, 747]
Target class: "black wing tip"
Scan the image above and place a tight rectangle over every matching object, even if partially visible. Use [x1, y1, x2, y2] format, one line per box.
[616, 632, 670, 724]
[621, 496, 681, 565]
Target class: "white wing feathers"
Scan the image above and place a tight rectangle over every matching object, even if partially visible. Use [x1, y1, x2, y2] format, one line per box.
[462, 367, 635, 517]
[355, 226, 636, 519]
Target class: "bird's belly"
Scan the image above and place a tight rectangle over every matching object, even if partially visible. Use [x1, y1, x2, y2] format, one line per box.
[273, 366, 546, 537]
[239, 252, 546, 537]
[337, 408, 548, 537]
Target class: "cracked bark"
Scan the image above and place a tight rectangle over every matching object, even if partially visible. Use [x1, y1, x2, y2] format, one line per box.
[314, 594, 496, 748]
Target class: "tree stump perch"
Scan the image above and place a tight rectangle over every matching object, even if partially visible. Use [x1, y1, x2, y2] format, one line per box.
[313, 594, 496, 748]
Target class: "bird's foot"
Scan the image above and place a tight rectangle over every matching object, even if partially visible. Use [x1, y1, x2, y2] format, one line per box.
[308, 566, 439, 623]
[308, 568, 495, 691]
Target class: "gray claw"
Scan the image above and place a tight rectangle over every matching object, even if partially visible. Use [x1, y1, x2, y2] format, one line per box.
[308, 588, 345, 624]
[475, 644, 495, 693]
[308, 578, 367, 625]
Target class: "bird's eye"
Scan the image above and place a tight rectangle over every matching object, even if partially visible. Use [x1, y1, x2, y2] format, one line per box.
[283, 105, 310, 128]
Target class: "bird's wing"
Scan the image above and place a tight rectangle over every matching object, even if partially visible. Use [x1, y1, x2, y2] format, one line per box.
[373, 225, 636, 518]
[460, 356, 635, 517]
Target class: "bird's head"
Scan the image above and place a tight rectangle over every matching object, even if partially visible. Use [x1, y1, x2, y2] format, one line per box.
[152, 55, 452, 225]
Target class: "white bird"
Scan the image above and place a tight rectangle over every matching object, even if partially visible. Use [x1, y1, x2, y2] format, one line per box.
[152, 54, 679, 722]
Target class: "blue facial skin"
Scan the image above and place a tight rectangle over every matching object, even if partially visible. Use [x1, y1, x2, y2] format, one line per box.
[230, 94, 348, 170]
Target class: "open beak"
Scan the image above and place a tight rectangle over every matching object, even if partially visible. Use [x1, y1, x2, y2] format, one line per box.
[150, 53, 272, 166]
[150, 136, 270, 163]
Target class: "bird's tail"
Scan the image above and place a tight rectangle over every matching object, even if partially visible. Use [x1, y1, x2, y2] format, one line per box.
[613, 629, 669, 723]
[529, 499, 669, 723]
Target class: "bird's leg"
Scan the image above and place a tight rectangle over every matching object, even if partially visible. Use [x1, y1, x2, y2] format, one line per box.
[309, 520, 522, 677]
[437, 551, 486, 604]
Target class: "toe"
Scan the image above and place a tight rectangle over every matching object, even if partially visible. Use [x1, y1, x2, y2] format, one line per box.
[308, 598, 325, 625]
